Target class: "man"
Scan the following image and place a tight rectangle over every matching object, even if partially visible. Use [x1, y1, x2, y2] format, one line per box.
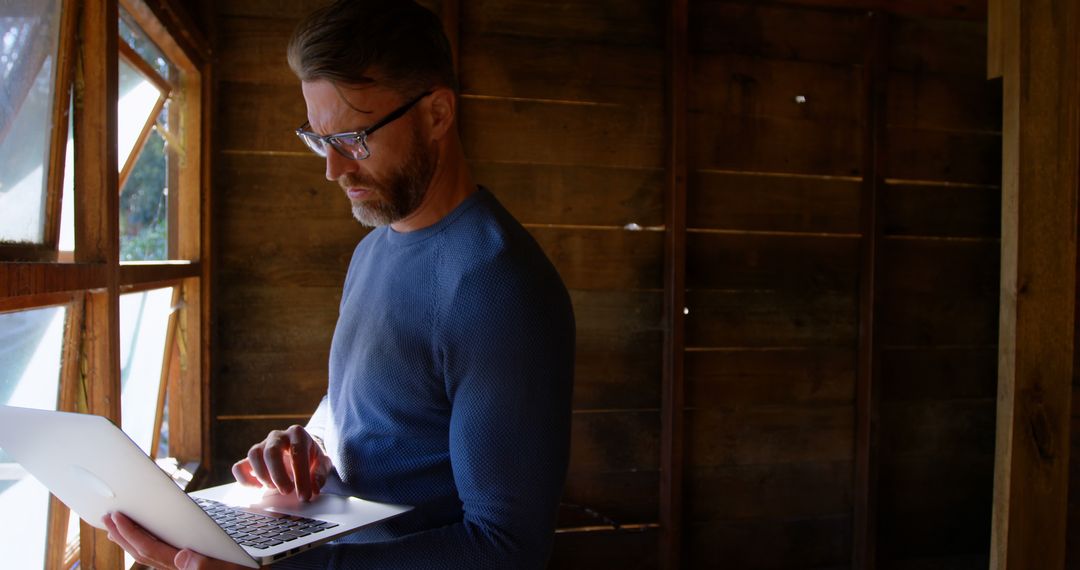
[103, 1, 575, 568]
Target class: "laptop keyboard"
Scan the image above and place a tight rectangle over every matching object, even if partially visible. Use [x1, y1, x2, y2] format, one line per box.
[194, 497, 339, 550]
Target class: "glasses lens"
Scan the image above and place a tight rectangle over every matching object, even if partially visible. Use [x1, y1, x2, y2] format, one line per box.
[332, 134, 369, 161]
[297, 132, 328, 157]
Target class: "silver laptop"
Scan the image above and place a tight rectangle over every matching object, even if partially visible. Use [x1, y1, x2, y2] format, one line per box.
[0, 405, 411, 567]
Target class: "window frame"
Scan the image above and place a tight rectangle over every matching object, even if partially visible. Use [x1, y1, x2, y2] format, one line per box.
[0, 0, 212, 567]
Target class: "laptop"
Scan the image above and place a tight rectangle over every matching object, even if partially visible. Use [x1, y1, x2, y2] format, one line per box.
[0, 405, 412, 567]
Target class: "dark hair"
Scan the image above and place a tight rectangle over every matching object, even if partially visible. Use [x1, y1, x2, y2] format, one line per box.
[287, 0, 457, 95]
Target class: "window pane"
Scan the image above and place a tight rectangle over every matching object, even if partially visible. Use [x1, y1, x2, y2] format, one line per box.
[0, 0, 63, 244]
[120, 288, 173, 455]
[117, 57, 163, 170]
[0, 305, 66, 570]
[58, 93, 73, 252]
[119, 8, 171, 82]
[120, 126, 168, 261]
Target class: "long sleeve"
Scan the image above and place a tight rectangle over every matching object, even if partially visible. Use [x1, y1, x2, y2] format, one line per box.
[275, 188, 575, 569]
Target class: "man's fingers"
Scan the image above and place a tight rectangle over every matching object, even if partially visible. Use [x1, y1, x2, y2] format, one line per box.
[287, 426, 313, 501]
[231, 459, 261, 487]
[246, 443, 274, 489]
[107, 512, 179, 569]
[262, 431, 295, 495]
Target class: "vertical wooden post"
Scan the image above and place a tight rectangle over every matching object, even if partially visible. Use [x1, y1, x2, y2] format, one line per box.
[660, 0, 688, 567]
[991, 0, 1080, 567]
[75, 0, 123, 565]
[853, 11, 887, 570]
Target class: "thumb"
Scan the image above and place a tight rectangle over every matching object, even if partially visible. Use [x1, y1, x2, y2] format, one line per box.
[174, 549, 202, 569]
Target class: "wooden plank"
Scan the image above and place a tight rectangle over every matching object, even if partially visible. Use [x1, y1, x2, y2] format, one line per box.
[690, 2, 867, 64]
[472, 162, 665, 228]
[878, 456, 994, 562]
[530, 228, 663, 291]
[880, 347, 997, 402]
[216, 16, 297, 85]
[877, 238, 999, 347]
[688, 171, 862, 233]
[214, 350, 330, 416]
[881, 399, 997, 460]
[460, 97, 665, 169]
[0, 263, 107, 298]
[686, 406, 854, 466]
[218, 82, 668, 168]
[686, 515, 851, 569]
[661, 0, 689, 565]
[987, 0, 1003, 79]
[888, 16, 987, 77]
[549, 527, 659, 570]
[687, 232, 860, 293]
[118, 261, 199, 287]
[887, 71, 1001, 133]
[568, 411, 659, 473]
[218, 82, 306, 152]
[685, 289, 858, 348]
[571, 290, 662, 411]
[767, 0, 986, 20]
[691, 53, 863, 124]
[461, 0, 663, 47]
[993, 1, 1080, 564]
[560, 470, 659, 526]
[885, 127, 1001, 185]
[686, 348, 854, 410]
[881, 183, 1000, 238]
[855, 13, 887, 569]
[460, 33, 664, 107]
[216, 0, 442, 20]
[689, 113, 863, 177]
[216, 285, 339, 354]
[215, 154, 364, 223]
[686, 461, 852, 522]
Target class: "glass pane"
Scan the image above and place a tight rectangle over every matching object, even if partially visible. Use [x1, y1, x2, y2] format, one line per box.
[120, 288, 173, 455]
[0, 305, 67, 570]
[118, 57, 162, 170]
[58, 93, 73, 252]
[120, 127, 168, 261]
[0, 0, 63, 244]
[119, 8, 171, 82]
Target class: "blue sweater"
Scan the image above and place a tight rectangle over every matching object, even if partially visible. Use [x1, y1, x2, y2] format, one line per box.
[277, 188, 575, 569]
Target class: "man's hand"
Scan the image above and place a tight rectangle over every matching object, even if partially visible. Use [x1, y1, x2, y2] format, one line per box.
[232, 424, 332, 502]
[102, 512, 249, 570]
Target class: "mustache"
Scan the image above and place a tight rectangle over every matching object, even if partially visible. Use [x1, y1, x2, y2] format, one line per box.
[338, 173, 381, 191]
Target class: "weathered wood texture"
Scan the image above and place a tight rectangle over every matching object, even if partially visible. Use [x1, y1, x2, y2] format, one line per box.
[687, 2, 1000, 569]
[994, 0, 1080, 568]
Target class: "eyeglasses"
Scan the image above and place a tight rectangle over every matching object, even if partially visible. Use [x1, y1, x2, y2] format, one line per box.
[294, 91, 432, 161]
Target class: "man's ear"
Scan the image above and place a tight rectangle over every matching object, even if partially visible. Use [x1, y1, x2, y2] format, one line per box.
[425, 86, 456, 141]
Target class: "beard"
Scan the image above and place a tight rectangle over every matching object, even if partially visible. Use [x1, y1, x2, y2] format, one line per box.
[338, 124, 436, 227]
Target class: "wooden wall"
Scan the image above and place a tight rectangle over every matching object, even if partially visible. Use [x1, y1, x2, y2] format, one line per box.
[211, 1, 1000, 567]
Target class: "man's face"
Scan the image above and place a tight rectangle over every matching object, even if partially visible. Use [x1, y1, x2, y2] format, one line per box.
[300, 79, 436, 227]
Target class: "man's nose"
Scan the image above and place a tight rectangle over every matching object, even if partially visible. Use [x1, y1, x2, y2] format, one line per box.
[325, 150, 357, 182]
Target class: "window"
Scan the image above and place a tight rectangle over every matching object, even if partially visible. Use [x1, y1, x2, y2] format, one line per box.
[0, 0, 210, 567]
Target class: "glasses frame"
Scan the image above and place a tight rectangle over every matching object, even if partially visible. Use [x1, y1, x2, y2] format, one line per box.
[294, 90, 433, 161]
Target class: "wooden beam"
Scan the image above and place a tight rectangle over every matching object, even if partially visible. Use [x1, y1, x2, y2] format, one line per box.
[660, 0, 688, 567]
[75, 0, 124, 565]
[991, 0, 1080, 567]
[853, 11, 888, 570]
[0, 263, 107, 297]
[118, 261, 199, 289]
[987, 0, 1004, 79]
